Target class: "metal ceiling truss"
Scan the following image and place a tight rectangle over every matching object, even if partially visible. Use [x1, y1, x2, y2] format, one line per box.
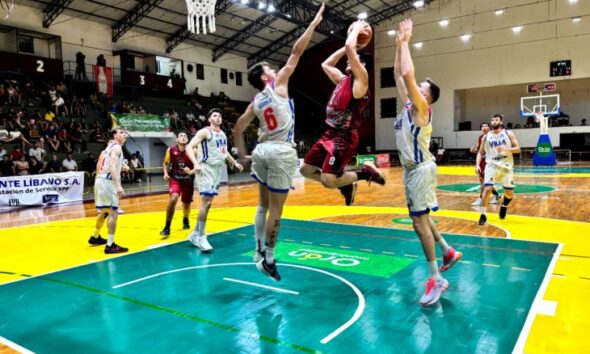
[247, 26, 305, 67]
[212, 14, 277, 62]
[112, 0, 164, 42]
[166, 0, 233, 53]
[372, 0, 434, 25]
[42, 0, 74, 28]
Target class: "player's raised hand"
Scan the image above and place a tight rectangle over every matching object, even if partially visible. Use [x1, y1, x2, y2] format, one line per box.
[398, 19, 413, 43]
[311, 3, 325, 27]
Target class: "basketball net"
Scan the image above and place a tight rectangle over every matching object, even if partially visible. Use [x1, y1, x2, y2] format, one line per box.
[186, 0, 217, 35]
[0, 0, 14, 20]
[535, 112, 549, 135]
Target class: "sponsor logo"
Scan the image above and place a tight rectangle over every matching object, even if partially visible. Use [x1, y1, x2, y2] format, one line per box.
[536, 143, 553, 157]
[8, 198, 20, 206]
[42, 194, 59, 203]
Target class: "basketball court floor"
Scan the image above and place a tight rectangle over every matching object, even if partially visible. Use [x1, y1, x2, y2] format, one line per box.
[1, 166, 589, 353]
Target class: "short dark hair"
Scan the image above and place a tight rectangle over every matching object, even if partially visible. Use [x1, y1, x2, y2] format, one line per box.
[480, 122, 490, 128]
[207, 108, 222, 118]
[492, 113, 504, 121]
[426, 78, 440, 104]
[110, 127, 124, 138]
[247, 61, 269, 91]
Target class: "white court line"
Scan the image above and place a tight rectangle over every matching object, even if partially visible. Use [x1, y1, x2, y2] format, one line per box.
[147, 242, 170, 249]
[513, 243, 563, 354]
[536, 300, 558, 316]
[223, 277, 299, 295]
[112, 262, 366, 345]
[0, 336, 36, 354]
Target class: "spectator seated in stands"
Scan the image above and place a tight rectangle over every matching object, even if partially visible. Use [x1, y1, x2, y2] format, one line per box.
[121, 157, 132, 182]
[29, 156, 43, 175]
[70, 126, 87, 153]
[0, 142, 7, 158]
[43, 123, 60, 152]
[129, 153, 143, 183]
[45, 154, 62, 173]
[28, 140, 47, 170]
[14, 155, 29, 176]
[0, 128, 31, 151]
[62, 153, 78, 172]
[57, 127, 72, 153]
[0, 154, 14, 176]
[582, 119, 587, 126]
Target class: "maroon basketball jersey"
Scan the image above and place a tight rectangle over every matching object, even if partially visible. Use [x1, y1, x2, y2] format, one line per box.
[325, 75, 369, 130]
[168, 144, 194, 180]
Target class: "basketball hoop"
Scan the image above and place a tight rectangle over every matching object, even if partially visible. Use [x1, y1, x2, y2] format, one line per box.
[534, 112, 544, 123]
[186, 0, 217, 35]
[0, 0, 14, 20]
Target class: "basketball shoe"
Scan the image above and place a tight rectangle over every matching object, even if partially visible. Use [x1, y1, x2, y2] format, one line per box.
[189, 233, 213, 252]
[104, 243, 128, 254]
[339, 183, 357, 206]
[160, 228, 170, 237]
[182, 217, 190, 230]
[256, 259, 281, 281]
[362, 161, 386, 185]
[440, 247, 463, 272]
[471, 198, 482, 206]
[478, 214, 487, 225]
[254, 248, 266, 262]
[88, 235, 107, 245]
[499, 205, 508, 219]
[419, 277, 449, 306]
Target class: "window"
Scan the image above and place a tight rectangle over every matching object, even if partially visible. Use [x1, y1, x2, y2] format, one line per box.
[235, 72, 242, 86]
[220, 68, 228, 84]
[196, 64, 204, 80]
[18, 35, 34, 54]
[380, 98, 397, 118]
[380, 67, 395, 88]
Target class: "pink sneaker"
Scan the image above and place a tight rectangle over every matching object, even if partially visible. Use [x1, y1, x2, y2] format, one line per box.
[419, 277, 449, 306]
[362, 161, 386, 185]
[440, 247, 463, 272]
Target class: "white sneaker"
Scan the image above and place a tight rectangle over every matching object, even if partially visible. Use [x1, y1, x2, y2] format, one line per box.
[196, 236, 213, 252]
[490, 195, 498, 204]
[419, 277, 449, 306]
[471, 198, 482, 206]
[188, 232, 198, 246]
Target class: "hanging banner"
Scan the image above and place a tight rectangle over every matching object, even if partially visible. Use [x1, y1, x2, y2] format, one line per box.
[0, 172, 85, 208]
[93, 65, 114, 98]
[111, 113, 170, 132]
[376, 153, 390, 168]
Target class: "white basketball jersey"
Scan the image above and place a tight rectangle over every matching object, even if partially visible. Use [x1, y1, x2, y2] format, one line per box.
[393, 101, 434, 168]
[484, 129, 514, 168]
[199, 127, 227, 165]
[97, 142, 123, 180]
[252, 82, 295, 146]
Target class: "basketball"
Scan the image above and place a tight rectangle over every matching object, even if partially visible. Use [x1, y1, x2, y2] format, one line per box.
[348, 22, 373, 49]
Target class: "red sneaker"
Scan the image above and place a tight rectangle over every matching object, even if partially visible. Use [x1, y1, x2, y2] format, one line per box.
[362, 161, 386, 185]
[339, 183, 357, 206]
[440, 247, 463, 272]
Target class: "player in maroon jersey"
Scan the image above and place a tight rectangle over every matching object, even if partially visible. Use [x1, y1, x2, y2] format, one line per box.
[160, 132, 195, 237]
[299, 20, 385, 206]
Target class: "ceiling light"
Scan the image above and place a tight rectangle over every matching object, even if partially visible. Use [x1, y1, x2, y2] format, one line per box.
[388, 29, 396, 36]
[460, 34, 471, 42]
[495, 9, 505, 15]
[267, 3, 275, 12]
[240, 0, 249, 5]
[572, 16, 581, 23]
[439, 19, 449, 27]
[358, 12, 367, 20]
[569, 0, 578, 4]
[257, 1, 265, 9]
[512, 25, 523, 33]
[414, 42, 423, 49]
[413, 1, 425, 9]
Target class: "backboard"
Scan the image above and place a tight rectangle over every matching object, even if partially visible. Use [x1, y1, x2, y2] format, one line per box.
[520, 93, 560, 117]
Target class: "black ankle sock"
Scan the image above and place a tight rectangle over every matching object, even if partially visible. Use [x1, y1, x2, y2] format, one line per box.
[502, 197, 512, 206]
[183, 217, 189, 223]
[356, 170, 370, 181]
[165, 220, 171, 229]
[492, 189, 499, 196]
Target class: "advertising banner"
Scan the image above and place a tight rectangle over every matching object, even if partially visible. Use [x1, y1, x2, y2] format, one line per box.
[0, 172, 85, 208]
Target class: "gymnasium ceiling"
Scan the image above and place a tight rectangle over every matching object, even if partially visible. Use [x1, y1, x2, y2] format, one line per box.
[19, 0, 433, 65]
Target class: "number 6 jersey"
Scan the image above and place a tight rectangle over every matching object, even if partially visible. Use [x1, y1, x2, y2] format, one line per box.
[253, 82, 295, 147]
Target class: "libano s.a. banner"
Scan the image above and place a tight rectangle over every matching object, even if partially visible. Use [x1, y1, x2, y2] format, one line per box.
[533, 134, 556, 166]
[110, 113, 170, 132]
[0, 172, 85, 208]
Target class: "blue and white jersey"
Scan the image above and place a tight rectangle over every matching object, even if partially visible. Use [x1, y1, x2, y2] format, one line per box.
[199, 127, 227, 165]
[484, 129, 514, 169]
[252, 82, 295, 147]
[393, 101, 434, 168]
[97, 142, 122, 180]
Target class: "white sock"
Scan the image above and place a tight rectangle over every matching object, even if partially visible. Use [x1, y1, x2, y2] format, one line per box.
[428, 260, 441, 280]
[197, 221, 206, 237]
[265, 246, 275, 263]
[255, 206, 268, 250]
[107, 234, 114, 246]
[438, 237, 450, 255]
[480, 206, 487, 215]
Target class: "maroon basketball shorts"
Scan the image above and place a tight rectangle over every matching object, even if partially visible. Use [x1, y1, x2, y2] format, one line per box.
[304, 129, 359, 176]
[169, 177, 194, 204]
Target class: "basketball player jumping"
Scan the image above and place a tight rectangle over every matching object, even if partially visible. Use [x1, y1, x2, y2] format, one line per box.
[476, 114, 521, 225]
[394, 18, 462, 306]
[232, 3, 325, 281]
[299, 20, 385, 206]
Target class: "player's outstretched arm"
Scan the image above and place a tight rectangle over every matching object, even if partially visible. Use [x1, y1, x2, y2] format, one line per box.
[275, 3, 324, 96]
[399, 19, 429, 127]
[475, 136, 486, 174]
[232, 103, 256, 165]
[394, 23, 408, 104]
[345, 20, 369, 99]
[507, 131, 521, 154]
[162, 148, 171, 180]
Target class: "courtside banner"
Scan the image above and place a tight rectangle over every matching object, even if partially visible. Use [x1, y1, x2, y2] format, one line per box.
[0, 172, 85, 208]
[111, 113, 170, 132]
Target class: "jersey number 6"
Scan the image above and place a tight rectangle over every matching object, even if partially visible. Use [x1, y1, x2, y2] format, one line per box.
[263, 107, 278, 131]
